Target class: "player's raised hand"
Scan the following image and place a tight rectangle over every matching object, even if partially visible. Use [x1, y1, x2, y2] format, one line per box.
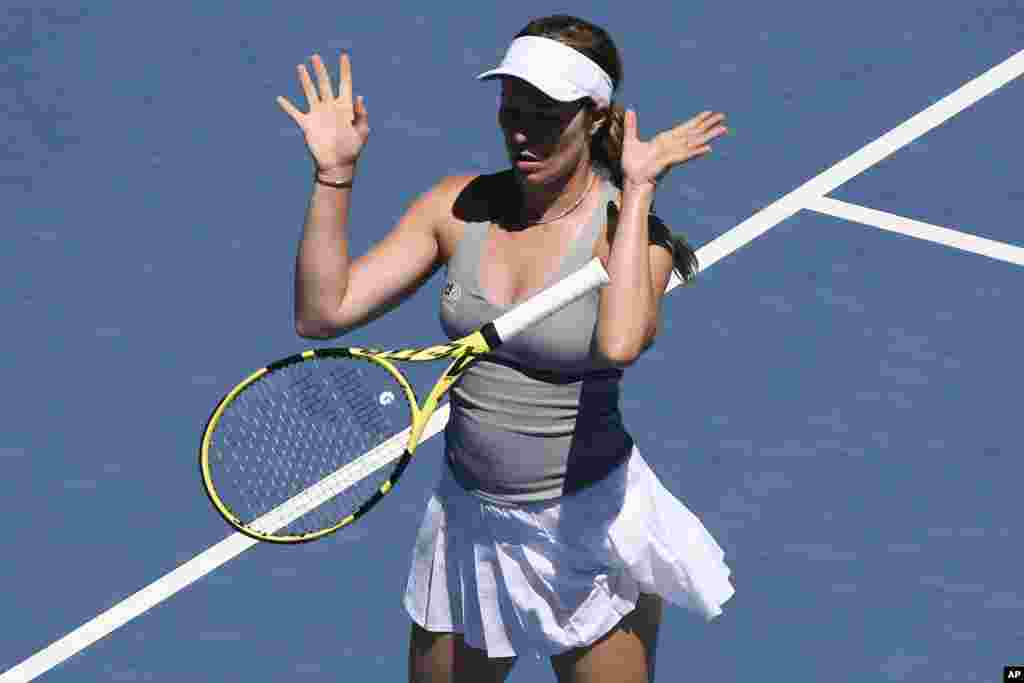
[620, 109, 727, 188]
[277, 53, 370, 176]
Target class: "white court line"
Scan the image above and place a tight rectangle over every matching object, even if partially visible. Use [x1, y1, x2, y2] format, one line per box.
[808, 197, 1024, 267]
[4, 47, 1022, 683]
[693, 48, 1024, 275]
[0, 403, 447, 683]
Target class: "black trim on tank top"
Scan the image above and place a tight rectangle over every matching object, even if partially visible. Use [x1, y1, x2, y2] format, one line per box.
[480, 322, 503, 349]
[476, 353, 624, 385]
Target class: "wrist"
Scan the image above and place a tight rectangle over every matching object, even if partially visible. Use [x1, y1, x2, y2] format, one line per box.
[314, 169, 356, 190]
[315, 175, 354, 190]
[315, 163, 358, 184]
[620, 180, 655, 211]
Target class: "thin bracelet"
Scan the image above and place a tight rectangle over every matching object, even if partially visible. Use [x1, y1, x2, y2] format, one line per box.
[315, 174, 354, 189]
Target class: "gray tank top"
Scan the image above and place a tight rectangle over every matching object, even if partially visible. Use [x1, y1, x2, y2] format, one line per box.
[439, 176, 634, 504]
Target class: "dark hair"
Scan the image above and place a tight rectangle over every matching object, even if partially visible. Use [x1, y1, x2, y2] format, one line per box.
[514, 14, 699, 286]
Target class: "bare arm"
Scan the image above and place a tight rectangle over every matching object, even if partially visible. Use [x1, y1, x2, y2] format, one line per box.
[295, 175, 470, 339]
[293, 165, 357, 336]
[278, 52, 464, 339]
[596, 108, 728, 365]
[595, 185, 674, 366]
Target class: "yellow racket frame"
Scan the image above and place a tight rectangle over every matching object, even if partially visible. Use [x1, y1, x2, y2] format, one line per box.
[199, 331, 490, 543]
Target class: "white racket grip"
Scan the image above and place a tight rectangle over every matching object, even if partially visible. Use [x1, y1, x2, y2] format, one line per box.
[490, 258, 610, 342]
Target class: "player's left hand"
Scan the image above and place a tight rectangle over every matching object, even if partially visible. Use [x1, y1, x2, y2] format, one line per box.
[620, 109, 728, 188]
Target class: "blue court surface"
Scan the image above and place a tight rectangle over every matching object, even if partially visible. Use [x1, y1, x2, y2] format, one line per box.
[2, 2, 1021, 681]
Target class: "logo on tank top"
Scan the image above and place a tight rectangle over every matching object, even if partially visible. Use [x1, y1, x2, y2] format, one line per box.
[442, 280, 462, 311]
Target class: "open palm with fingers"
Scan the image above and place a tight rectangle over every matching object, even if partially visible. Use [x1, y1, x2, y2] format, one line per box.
[277, 53, 370, 175]
[621, 109, 728, 187]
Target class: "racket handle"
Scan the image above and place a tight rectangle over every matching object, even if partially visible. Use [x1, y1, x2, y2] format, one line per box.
[490, 258, 610, 343]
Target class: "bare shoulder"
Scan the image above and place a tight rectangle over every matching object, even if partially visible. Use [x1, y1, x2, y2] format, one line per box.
[408, 173, 477, 227]
[430, 170, 518, 260]
[368, 169, 514, 267]
[430, 173, 479, 202]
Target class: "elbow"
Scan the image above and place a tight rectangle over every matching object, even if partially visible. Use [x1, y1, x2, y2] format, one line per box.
[296, 299, 366, 340]
[295, 317, 339, 340]
[597, 326, 657, 368]
[597, 338, 648, 368]
[602, 351, 640, 369]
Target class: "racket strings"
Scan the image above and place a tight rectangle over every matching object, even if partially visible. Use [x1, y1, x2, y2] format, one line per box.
[207, 357, 407, 539]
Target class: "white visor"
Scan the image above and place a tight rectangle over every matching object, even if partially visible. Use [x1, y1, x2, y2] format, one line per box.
[476, 36, 614, 107]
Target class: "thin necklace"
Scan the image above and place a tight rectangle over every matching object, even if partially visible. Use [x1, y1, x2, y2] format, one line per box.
[520, 172, 597, 226]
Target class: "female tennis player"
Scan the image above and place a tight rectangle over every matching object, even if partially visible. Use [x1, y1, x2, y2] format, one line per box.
[279, 14, 734, 683]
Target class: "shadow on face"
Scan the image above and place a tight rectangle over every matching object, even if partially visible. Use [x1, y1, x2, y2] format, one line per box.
[498, 77, 588, 163]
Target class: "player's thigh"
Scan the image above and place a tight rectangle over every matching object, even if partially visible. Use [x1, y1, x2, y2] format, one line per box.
[549, 592, 663, 683]
[408, 622, 517, 683]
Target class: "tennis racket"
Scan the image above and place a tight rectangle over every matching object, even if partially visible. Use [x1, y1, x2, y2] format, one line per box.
[200, 258, 610, 543]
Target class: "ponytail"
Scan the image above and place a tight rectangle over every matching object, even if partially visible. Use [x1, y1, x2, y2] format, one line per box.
[649, 214, 700, 287]
[591, 102, 627, 189]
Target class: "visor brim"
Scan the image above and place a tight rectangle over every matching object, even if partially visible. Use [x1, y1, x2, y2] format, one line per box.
[476, 68, 588, 103]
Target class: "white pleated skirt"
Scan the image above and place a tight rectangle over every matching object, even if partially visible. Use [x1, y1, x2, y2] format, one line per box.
[403, 446, 735, 659]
